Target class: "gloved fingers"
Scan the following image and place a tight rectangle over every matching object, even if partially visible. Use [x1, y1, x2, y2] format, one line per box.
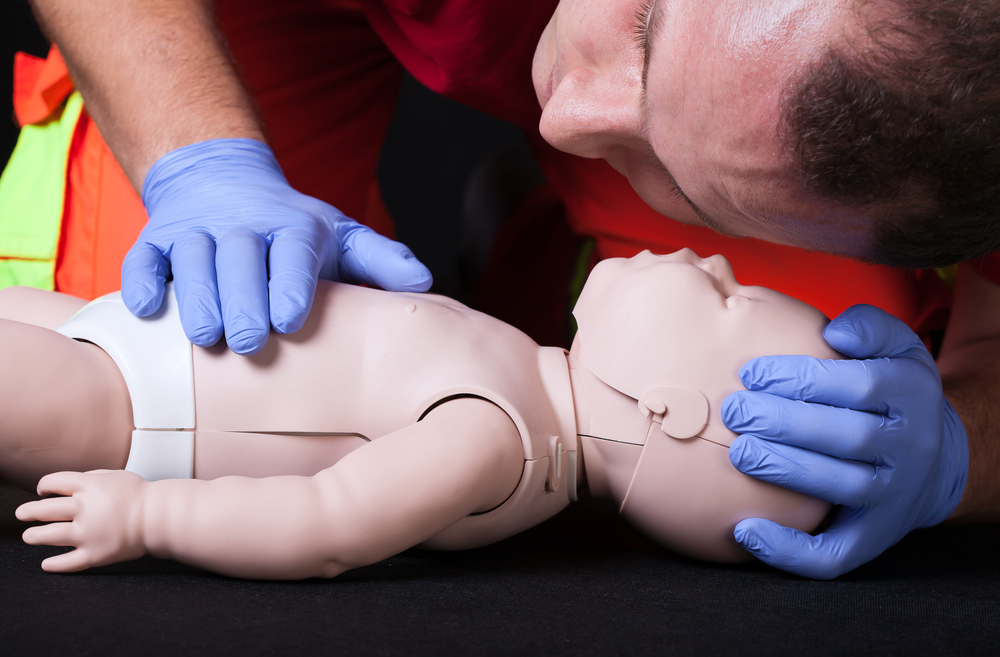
[734, 517, 858, 580]
[171, 233, 224, 347]
[723, 390, 884, 462]
[215, 229, 271, 355]
[267, 230, 324, 335]
[739, 354, 933, 412]
[824, 304, 928, 361]
[729, 434, 882, 507]
[337, 224, 433, 292]
[120, 242, 170, 318]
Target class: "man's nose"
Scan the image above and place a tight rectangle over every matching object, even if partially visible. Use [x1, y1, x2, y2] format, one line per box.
[538, 67, 644, 159]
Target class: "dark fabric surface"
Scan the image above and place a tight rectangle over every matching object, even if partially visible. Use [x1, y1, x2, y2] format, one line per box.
[2, 481, 999, 656]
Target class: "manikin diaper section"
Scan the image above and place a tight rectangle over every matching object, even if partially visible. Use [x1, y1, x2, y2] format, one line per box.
[57, 284, 195, 481]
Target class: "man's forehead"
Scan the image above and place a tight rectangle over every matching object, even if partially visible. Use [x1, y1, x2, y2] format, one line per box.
[718, 0, 842, 53]
[640, 0, 863, 244]
[644, 0, 852, 101]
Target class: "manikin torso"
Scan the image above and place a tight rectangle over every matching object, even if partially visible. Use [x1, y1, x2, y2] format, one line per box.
[191, 282, 578, 550]
[50, 249, 832, 562]
[56, 280, 578, 551]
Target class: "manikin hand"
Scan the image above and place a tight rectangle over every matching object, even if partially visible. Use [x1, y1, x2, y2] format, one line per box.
[122, 138, 433, 355]
[16, 470, 147, 573]
[722, 304, 969, 579]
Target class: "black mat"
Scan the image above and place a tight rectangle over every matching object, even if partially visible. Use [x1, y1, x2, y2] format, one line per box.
[2, 481, 998, 656]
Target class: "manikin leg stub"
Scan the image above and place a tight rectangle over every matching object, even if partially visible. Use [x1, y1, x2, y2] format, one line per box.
[0, 318, 133, 490]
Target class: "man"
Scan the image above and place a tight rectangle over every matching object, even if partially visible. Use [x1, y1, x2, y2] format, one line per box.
[20, 0, 1000, 579]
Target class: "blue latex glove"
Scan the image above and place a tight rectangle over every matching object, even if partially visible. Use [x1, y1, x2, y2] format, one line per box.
[122, 138, 432, 355]
[722, 304, 968, 579]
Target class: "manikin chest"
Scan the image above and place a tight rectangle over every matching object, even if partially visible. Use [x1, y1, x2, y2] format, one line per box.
[193, 281, 554, 444]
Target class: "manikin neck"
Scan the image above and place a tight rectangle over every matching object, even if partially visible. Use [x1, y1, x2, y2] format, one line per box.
[565, 343, 662, 504]
[567, 349, 654, 442]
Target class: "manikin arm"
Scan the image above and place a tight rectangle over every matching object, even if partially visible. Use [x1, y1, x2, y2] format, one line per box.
[17, 398, 523, 579]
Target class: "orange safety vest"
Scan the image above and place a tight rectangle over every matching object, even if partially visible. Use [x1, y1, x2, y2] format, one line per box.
[0, 46, 148, 299]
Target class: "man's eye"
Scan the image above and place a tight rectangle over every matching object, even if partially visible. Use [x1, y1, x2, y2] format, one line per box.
[668, 178, 686, 201]
[633, 1, 653, 53]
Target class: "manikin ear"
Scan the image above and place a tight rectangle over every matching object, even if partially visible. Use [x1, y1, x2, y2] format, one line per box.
[638, 386, 709, 439]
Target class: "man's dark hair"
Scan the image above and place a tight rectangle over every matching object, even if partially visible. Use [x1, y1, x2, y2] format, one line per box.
[780, 0, 1000, 268]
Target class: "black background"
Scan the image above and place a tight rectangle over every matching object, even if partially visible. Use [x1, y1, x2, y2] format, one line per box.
[1, 0, 49, 169]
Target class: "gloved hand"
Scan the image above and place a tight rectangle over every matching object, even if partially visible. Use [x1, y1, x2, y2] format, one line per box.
[122, 138, 432, 355]
[722, 304, 969, 579]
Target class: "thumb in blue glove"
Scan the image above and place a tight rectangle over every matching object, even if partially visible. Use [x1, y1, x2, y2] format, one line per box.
[121, 139, 432, 355]
[722, 304, 968, 579]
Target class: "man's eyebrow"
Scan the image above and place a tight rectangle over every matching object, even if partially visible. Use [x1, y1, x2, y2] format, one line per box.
[640, 0, 665, 94]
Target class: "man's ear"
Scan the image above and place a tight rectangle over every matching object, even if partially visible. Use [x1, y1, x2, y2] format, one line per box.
[638, 386, 709, 439]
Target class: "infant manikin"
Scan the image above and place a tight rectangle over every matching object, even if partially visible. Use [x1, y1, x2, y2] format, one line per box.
[6, 249, 835, 578]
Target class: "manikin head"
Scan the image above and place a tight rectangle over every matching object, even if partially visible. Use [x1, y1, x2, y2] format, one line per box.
[569, 249, 838, 561]
[534, 0, 1000, 267]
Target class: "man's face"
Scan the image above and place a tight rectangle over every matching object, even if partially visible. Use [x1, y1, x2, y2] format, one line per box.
[532, 0, 876, 257]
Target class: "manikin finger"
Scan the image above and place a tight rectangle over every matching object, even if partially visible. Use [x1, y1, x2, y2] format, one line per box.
[267, 230, 323, 334]
[22, 522, 77, 548]
[120, 242, 170, 318]
[15, 497, 79, 523]
[171, 232, 224, 347]
[729, 434, 883, 508]
[723, 391, 884, 462]
[35, 472, 87, 497]
[41, 549, 93, 573]
[214, 229, 271, 355]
